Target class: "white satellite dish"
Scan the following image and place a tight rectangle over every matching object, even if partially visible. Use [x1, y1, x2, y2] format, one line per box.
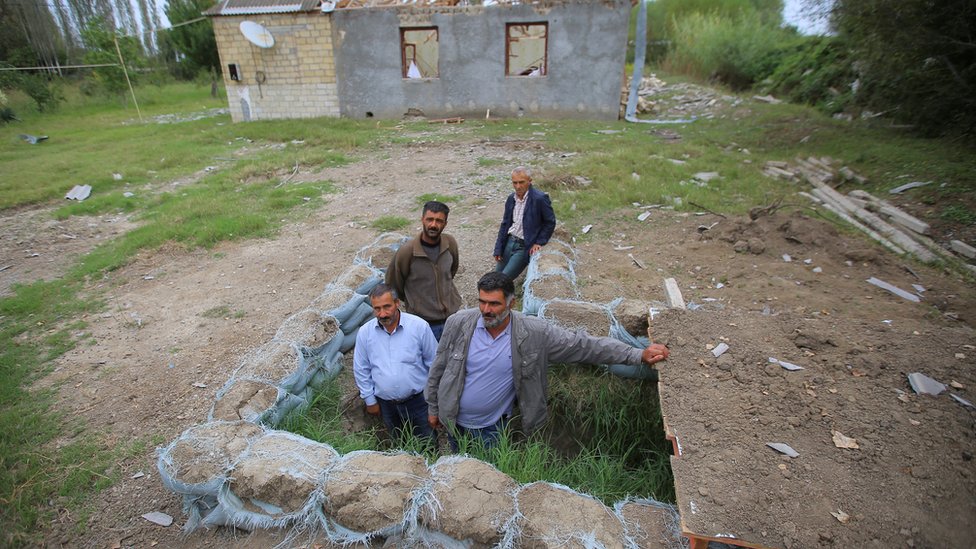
[321, 0, 336, 13]
[240, 21, 275, 48]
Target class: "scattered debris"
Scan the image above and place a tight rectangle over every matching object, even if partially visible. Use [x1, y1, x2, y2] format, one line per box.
[613, 245, 634, 251]
[141, 512, 173, 527]
[123, 192, 135, 198]
[628, 253, 646, 269]
[866, 277, 921, 303]
[951, 394, 974, 408]
[595, 129, 623, 135]
[664, 278, 685, 309]
[769, 357, 804, 371]
[192, 382, 208, 388]
[888, 181, 930, 194]
[907, 373, 946, 396]
[692, 172, 720, 183]
[766, 443, 799, 458]
[131, 471, 145, 479]
[637, 211, 651, 222]
[19, 133, 48, 145]
[581, 224, 593, 234]
[0, 265, 11, 273]
[428, 117, 464, 124]
[950, 381, 964, 389]
[112, 173, 123, 180]
[65, 185, 92, 201]
[752, 95, 782, 104]
[950, 240, 976, 259]
[831, 431, 859, 450]
[830, 510, 851, 524]
[711, 342, 729, 358]
[782, 254, 792, 262]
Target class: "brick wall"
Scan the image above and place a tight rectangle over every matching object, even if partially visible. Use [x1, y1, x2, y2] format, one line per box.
[212, 13, 339, 122]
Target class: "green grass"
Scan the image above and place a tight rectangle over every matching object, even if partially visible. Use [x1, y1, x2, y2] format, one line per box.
[370, 215, 411, 232]
[416, 193, 463, 206]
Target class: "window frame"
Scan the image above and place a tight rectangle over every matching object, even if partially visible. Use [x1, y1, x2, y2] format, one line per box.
[400, 26, 440, 79]
[505, 22, 548, 77]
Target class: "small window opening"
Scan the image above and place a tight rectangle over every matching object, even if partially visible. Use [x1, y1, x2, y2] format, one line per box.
[401, 27, 439, 79]
[506, 22, 547, 77]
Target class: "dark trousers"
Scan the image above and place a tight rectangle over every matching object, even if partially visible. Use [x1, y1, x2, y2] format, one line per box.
[427, 320, 445, 342]
[449, 416, 509, 453]
[377, 392, 435, 444]
[495, 237, 529, 280]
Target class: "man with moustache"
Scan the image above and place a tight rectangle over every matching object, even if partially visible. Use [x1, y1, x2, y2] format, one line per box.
[426, 272, 670, 450]
[354, 284, 438, 445]
[386, 201, 462, 341]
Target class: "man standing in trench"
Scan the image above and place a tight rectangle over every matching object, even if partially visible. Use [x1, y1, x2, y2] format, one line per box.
[353, 284, 438, 446]
[493, 167, 556, 280]
[426, 271, 669, 450]
[386, 201, 462, 341]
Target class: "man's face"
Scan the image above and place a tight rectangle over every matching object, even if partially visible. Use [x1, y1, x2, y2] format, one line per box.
[371, 291, 400, 329]
[478, 288, 512, 329]
[511, 173, 532, 199]
[421, 210, 448, 242]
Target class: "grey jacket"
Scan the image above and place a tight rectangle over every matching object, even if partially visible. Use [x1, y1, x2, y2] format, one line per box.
[425, 308, 644, 434]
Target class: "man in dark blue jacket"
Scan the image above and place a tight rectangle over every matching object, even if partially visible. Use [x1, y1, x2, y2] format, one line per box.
[492, 167, 557, 279]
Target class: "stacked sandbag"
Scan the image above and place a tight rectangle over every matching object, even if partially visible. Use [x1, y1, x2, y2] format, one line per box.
[539, 299, 613, 337]
[418, 456, 519, 548]
[322, 451, 430, 543]
[355, 232, 409, 269]
[615, 498, 686, 549]
[515, 482, 630, 549]
[204, 431, 339, 529]
[156, 421, 264, 529]
[522, 242, 579, 315]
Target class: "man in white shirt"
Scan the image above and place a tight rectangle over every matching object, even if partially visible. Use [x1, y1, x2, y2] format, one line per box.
[353, 283, 438, 445]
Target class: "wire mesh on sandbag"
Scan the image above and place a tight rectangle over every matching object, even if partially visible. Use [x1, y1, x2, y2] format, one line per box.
[203, 431, 339, 531]
[522, 241, 579, 316]
[355, 232, 409, 270]
[615, 497, 689, 549]
[209, 377, 306, 425]
[320, 450, 431, 544]
[514, 481, 630, 548]
[336, 262, 383, 296]
[156, 421, 265, 530]
[417, 455, 519, 548]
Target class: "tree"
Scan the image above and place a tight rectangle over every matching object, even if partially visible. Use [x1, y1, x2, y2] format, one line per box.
[832, 0, 976, 136]
[80, 16, 145, 97]
[161, 0, 219, 79]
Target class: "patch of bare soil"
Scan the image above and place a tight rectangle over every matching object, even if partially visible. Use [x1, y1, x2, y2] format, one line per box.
[20, 124, 974, 549]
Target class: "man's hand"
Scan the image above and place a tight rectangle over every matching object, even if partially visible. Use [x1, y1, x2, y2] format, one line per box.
[365, 403, 380, 416]
[641, 343, 670, 366]
[428, 415, 442, 430]
[494, 255, 503, 262]
[529, 244, 543, 255]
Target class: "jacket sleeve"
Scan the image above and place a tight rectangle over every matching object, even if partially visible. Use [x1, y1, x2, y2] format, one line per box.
[535, 192, 556, 246]
[449, 236, 459, 278]
[542, 320, 643, 367]
[385, 247, 407, 303]
[493, 195, 516, 257]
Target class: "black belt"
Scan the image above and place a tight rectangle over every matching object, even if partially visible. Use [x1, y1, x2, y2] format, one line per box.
[510, 236, 524, 244]
[382, 392, 422, 405]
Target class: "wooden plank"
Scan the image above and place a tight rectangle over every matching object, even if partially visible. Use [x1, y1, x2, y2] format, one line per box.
[848, 190, 930, 235]
[809, 189, 906, 255]
[664, 278, 685, 309]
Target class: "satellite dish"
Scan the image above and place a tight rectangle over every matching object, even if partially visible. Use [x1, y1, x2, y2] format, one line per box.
[240, 21, 275, 48]
[321, 0, 336, 13]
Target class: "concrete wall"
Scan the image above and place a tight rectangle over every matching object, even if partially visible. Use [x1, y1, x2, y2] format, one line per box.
[331, 1, 630, 120]
[213, 13, 339, 122]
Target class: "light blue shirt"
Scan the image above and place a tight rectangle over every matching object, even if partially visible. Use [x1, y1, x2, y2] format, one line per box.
[353, 311, 437, 406]
[457, 317, 515, 429]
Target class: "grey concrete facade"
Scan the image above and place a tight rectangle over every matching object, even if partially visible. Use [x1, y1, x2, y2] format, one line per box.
[331, 1, 630, 120]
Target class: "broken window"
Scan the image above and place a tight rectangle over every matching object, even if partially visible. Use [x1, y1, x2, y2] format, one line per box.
[506, 22, 547, 77]
[401, 27, 439, 79]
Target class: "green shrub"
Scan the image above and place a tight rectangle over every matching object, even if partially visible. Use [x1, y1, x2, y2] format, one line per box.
[663, 11, 795, 90]
[762, 36, 857, 114]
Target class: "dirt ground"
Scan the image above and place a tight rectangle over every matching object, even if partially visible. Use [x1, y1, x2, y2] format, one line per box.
[4, 113, 973, 548]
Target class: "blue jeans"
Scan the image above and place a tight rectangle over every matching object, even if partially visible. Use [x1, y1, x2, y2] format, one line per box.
[427, 321, 444, 342]
[449, 416, 508, 453]
[496, 237, 529, 280]
[377, 393, 435, 445]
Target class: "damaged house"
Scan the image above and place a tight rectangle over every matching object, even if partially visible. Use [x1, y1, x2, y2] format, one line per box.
[204, 0, 632, 122]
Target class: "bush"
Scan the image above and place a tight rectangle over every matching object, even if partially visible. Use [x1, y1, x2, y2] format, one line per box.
[663, 11, 796, 90]
[762, 36, 857, 114]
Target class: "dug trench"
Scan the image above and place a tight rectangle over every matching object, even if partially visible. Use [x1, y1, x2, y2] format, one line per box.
[29, 133, 976, 548]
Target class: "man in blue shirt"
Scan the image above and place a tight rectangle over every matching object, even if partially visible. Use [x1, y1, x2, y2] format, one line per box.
[493, 167, 557, 280]
[354, 283, 438, 446]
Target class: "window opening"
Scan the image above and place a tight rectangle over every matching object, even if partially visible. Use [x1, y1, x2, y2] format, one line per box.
[506, 22, 547, 77]
[401, 27, 439, 79]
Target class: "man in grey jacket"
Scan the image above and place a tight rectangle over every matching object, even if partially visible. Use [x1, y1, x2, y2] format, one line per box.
[426, 271, 669, 449]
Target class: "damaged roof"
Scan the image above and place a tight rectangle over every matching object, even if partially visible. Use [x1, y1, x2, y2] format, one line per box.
[203, 0, 322, 16]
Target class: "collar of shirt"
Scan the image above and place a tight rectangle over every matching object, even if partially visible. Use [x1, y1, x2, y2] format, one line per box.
[372, 317, 402, 335]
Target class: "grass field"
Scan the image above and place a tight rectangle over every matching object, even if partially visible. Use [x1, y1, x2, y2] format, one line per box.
[1, 78, 973, 544]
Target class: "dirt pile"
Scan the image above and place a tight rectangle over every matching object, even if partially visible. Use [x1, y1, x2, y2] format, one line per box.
[422, 456, 518, 547]
[516, 482, 627, 549]
[160, 421, 264, 487]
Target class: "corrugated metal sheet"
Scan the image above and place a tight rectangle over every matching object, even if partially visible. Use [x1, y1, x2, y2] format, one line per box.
[204, 0, 321, 16]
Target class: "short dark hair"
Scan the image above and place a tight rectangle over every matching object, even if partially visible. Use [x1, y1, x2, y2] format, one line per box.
[423, 201, 450, 217]
[369, 283, 398, 301]
[477, 271, 515, 299]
